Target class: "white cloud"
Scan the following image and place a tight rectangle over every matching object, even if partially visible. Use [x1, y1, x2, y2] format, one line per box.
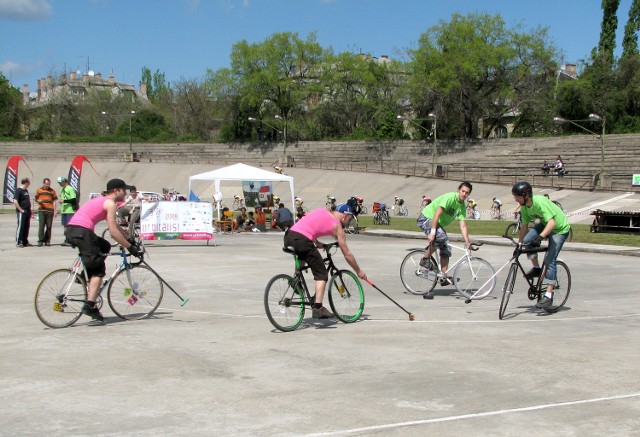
[0, 60, 44, 82]
[0, 0, 52, 21]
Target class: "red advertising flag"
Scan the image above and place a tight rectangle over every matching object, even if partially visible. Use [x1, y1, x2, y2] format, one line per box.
[67, 155, 100, 202]
[3, 156, 33, 204]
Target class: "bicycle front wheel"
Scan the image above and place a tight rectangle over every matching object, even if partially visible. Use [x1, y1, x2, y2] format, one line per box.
[453, 257, 496, 300]
[328, 270, 364, 323]
[505, 222, 518, 236]
[264, 274, 305, 332]
[499, 264, 518, 320]
[35, 269, 87, 328]
[541, 260, 571, 314]
[400, 250, 438, 295]
[107, 265, 163, 320]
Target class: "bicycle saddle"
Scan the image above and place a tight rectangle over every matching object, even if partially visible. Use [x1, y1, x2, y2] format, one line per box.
[282, 246, 296, 255]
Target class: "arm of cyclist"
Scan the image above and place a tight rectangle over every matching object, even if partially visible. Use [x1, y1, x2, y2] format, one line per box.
[539, 218, 556, 240]
[428, 206, 446, 244]
[458, 219, 472, 249]
[334, 224, 367, 280]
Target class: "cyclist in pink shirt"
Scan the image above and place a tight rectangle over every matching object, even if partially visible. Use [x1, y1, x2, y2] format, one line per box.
[65, 178, 142, 322]
[284, 204, 367, 319]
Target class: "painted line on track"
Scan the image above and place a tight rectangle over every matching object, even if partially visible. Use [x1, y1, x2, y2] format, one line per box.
[307, 392, 640, 436]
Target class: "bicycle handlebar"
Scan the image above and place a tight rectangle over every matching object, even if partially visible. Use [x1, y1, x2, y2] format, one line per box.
[501, 234, 548, 256]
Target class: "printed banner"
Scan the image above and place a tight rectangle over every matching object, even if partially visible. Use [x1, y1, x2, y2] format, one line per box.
[140, 201, 213, 241]
[242, 180, 273, 207]
[633, 174, 640, 187]
[68, 155, 100, 202]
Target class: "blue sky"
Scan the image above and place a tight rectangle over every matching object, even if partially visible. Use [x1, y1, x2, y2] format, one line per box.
[0, 0, 636, 91]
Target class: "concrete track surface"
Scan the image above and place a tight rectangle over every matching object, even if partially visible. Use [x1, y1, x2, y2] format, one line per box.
[1, 212, 639, 436]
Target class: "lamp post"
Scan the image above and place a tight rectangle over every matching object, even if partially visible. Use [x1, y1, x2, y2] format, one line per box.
[553, 113, 606, 183]
[248, 117, 282, 142]
[274, 114, 288, 163]
[397, 114, 439, 176]
[101, 110, 136, 156]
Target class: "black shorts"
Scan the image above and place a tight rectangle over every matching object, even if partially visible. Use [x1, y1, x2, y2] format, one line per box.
[65, 225, 112, 278]
[283, 230, 328, 281]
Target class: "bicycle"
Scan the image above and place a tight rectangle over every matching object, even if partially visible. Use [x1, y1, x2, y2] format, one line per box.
[393, 199, 408, 217]
[372, 203, 390, 225]
[101, 211, 143, 247]
[400, 242, 496, 300]
[344, 215, 359, 234]
[490, 206, 503, 220]
[498, 234, 571, 319]
[264, 241, 365, 332]
[325, 195, 336, 211]
[34, 246, 168, 328]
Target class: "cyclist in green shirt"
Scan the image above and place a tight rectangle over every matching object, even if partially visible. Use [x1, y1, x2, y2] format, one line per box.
[417, 181, 473, 297]
[57, 176, 78, 246]
[512, 182, 571, 309]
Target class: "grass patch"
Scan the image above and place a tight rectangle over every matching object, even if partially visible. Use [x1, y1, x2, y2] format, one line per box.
[357, 215, 640, 248]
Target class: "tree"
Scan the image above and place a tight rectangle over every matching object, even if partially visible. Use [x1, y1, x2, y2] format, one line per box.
[595, 0, 621, 66]
[407, 13, 557, 139]
[0, 73, 23, 138]
[171, 78, 216, 141]
[228, 32, 325, 145]
[141, 66, 171, 103]
[622, 0, 640, 60]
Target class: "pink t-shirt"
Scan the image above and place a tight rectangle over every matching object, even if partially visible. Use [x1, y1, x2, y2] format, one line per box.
[68, 196, 108, 232]
[290, 208, 339, 240]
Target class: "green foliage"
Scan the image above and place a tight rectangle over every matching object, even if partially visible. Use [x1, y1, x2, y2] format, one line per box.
[596, 0, 621, 66]
[622, 0, 640, 60]
[115, 109, 174, 141]
[0, 73, 24, 138]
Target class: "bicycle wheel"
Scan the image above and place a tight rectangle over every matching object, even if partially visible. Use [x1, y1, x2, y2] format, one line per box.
[35, 269, 87, 328]
[328, 270, 365, 323]
[107, 265, 163, 320]
[541, 260, 571, 314]
[400, 249, 438, 295]
[345, 216, 358, 234]
[400, 205, 408, 216]
[373, 212, 380, 225]
[264, 274, 305, 332]
[453, 257, 496, 300]
[360, 205, 368, 215]
[499, 264, 518, 320]
[505, 222, 518, 236]
[382, 211, 390, 225]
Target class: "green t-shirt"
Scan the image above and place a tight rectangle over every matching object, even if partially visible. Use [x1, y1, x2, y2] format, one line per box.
[421, 192, 466, 227]
[60, 185, 77, 214]
[521, 195, 570, 235]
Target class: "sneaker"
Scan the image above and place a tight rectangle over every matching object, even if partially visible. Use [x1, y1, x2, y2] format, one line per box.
[535, 295, 553, 309]
[37, 242, 43, 247]
[440, 276, 454, 286]
[422, 293, 434, 300]
[312, 306, 334, 319]
[524, 267, 542, 280]
[45, 242, 51, 246]
[419, 257, 433, 269]
[61, 241, 71, 247]
[81, 304, 104, 322]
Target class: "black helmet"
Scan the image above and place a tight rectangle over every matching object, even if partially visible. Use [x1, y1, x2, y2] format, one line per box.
[512, 181, 532, 196]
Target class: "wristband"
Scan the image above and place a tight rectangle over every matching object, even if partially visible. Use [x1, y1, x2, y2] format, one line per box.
[430, 228, 436, 236]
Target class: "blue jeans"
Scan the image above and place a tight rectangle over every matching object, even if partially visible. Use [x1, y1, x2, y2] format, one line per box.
[523, 225, 568, 286]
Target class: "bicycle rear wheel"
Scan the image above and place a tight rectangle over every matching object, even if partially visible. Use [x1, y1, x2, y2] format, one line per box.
[400, 250, 438, 295]
[264, 274, 305, 332]
[540, 260, 571, 313]
[345, 216, 358, 234]
[35, 269, 87, 328]
[328, 270, 365, 323]
[505, 222, 518, 236]
[499, 264, 518, 320]
[107, 265, 163, 320]
[453, 257, 496, 300]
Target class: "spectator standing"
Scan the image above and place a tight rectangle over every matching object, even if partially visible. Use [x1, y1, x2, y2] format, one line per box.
[34, 178, 58, 246]
[541, 160, 550, 175]
[273, 202, 294, 231]
[13, 178, 32, 247]
[58, 176, 78, 246]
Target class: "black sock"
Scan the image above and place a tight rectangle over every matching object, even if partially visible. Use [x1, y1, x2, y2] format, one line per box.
[313, 303, 322, 309]
[86, 301, 96, 308]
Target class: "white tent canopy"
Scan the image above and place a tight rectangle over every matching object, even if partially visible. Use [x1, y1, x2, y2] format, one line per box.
[188, 163, 295, 218]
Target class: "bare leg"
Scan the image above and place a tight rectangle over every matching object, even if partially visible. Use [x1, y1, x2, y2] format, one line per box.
[314, 280, 327, 304]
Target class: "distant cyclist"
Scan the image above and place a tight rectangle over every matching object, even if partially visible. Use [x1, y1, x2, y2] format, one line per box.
[491, 197, 502, 218]
[512, 182, 570, 309]
[283, 205, 367, 318]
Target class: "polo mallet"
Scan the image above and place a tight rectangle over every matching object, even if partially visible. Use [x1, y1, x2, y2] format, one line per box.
[365, 278, 415, 321]
[141, 260, 190, 306]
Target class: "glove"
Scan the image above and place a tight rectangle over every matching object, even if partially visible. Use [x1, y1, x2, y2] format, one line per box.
[128, 242, 142, 257]
[529, 235, 543, 248]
